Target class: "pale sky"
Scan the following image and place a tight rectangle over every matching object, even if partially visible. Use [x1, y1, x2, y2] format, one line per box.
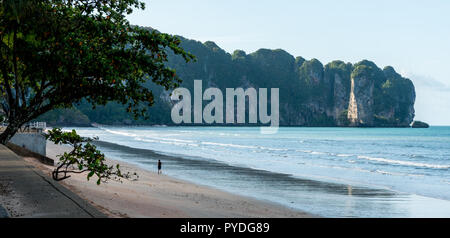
[128, 0, 450, 125]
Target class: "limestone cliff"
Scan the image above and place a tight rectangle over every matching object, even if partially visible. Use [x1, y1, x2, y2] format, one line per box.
[347, 62, 376, 126]
[41, 33, 417, 127]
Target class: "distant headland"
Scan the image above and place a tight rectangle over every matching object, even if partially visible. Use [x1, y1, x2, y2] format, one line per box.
[39, 27, 421, 128]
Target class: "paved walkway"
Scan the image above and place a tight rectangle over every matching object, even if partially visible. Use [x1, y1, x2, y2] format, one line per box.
[0, 144, 106, 218]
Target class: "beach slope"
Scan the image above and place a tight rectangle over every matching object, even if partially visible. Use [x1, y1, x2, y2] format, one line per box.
[18, 142, 314, 218]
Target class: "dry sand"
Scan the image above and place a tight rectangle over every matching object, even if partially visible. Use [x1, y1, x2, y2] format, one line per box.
[21, 142, 314, 218]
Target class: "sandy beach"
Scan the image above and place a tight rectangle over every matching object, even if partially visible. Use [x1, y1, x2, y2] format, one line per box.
[20, 142, 314, 218]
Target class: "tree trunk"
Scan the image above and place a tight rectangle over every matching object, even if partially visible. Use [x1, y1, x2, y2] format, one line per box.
[0, 123, 21, 145]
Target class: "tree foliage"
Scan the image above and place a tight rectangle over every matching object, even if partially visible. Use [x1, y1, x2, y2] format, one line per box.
[0, 0, 194, 143]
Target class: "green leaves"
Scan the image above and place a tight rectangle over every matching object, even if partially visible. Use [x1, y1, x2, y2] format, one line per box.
[46, 128, 136, 185]
[87, 171, 95, 180]
[0, 0, 194, 144]
[43, 128, 88, 145]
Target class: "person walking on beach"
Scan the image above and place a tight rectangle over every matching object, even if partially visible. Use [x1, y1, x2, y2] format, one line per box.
[157, 160, 162, 175]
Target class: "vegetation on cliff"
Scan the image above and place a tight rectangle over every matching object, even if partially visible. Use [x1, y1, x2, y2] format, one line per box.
[40, 32, 416, 127]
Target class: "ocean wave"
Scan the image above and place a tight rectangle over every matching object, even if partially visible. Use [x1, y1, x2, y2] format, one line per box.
[150, 137, 196, 144]
[374, 170, 425, 177]
[218, 133, 241, 137]
[102, 127, 199, 144]
[295, 149, 333, 156]
[357, 155, 450, 169]
[201, 141, 258, 149]
[134, 138, 158, 143]
[135, 137, 199, 147]
[102, 128, 138, 137]
[258, 146, 288, 151]
[337, 154, 353, 157]
[108, 129, 290, 153]
[96, 127, 450, 171]
[375, 170, 403, 176]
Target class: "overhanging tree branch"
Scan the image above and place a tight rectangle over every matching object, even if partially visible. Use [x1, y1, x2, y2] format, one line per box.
[0, 0, 195, 144]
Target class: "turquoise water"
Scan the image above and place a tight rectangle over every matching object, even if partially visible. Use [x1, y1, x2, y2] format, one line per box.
[67, 126, 450, 217]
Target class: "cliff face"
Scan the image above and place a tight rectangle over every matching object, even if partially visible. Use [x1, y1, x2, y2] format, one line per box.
[376, 66, 416, 127]
[344, 61, 415, 127]
[166, 39, 416, 127]
[347, 62, 376, 126]
[40, 33, 417, 127]
[324, 61, 352, 126]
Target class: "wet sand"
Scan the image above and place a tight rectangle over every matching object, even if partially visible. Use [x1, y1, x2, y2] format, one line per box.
[22, 142, 315, 218]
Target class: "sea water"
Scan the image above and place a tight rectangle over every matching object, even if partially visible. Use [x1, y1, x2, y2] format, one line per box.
[65, 126, 450, 217]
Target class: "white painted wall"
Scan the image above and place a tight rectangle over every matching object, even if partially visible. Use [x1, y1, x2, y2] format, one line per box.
[9, 133, 46, 156]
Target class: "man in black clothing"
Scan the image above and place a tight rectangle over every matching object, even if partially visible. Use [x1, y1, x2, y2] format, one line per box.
[157, 160, 162, 175]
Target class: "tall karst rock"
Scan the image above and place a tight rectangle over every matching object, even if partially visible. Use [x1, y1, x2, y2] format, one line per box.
[324, 61, 352, 126]
[347, 61, 377, 126]
[347, 61, 415, 127]
[41, 30, 417, 127]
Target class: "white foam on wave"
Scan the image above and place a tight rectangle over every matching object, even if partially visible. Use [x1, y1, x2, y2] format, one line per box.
[295, 149, 329, 156]
[357, 155, 450, 169]
[134, 138, 158, 143]
[201, 141, 258, 149]
[295, 149, 312, 153]
[151, 137, 196, 144]
[375, 169, 402, 176]
[259, 146, 288, 151]
[160, 141, 199, 147]
[102, 128, 138, 137]
[374, 170, 424, 178]
[135, 137, 199, 147]
[103, 127, 198, 145]
[103, 127, 290, 153]
[337, 154, 353, 157]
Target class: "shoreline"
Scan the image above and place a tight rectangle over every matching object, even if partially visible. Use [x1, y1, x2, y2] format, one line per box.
[22, 142, 316, 218]
[54, 124, 430, 128]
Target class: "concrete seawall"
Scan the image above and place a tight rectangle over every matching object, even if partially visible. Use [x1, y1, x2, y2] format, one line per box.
[9, 133, 46, 157]
[7, 133, 54, 165]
